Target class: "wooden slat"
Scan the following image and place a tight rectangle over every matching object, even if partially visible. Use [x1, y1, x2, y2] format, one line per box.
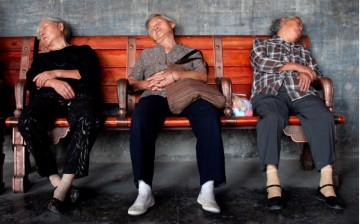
[101, 86, 119, 104]
[222, 50, 252, 66]
[100, 68, 127, 85]
[0, 51, 22, 70]
[0, 37, 35, 51]
[72, 36, 128, 49]
[95, 49, 127, 67]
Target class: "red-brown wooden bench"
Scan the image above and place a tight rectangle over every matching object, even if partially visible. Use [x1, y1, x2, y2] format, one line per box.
[2, 35, 345, 193]
[0, 79, 4, 193]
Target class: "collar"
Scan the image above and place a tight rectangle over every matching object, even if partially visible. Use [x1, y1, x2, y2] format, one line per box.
[271, 35, 302, 48]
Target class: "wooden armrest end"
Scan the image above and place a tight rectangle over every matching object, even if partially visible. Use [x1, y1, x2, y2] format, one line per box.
[117, 78, 129, 118]
[317, 77, 334, 112]
[216, 77, 233, 118]
[14, 79, 27, 118]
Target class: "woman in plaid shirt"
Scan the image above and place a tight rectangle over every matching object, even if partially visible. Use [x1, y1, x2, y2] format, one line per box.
[250, 16, 343, 211]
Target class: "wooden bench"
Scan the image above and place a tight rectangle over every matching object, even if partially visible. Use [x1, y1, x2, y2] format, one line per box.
[0, 79, 4, 193]
[2, 35, 345, 193]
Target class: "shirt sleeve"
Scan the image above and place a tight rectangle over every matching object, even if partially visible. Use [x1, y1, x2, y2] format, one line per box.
[250, 38, 285, 73]
[128, 52, 145, 81]
[190, 50, 207, 72]
[76, 45, 100, 84]
[25, 57, 42, 93]
[304, 48, 323, 78]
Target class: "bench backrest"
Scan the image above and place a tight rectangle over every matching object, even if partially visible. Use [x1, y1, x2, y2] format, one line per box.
[0, 35, 311, 116]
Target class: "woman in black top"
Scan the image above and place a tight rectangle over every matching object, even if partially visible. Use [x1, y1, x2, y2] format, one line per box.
[18, 17, 102, 213]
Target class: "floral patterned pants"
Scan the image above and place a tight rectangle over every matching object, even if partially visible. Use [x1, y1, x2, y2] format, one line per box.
[18, 93, 102, 179]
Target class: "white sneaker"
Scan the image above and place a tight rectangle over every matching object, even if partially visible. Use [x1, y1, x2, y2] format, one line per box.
[128, 193, 155, 216]
[197, 192, 220, 213]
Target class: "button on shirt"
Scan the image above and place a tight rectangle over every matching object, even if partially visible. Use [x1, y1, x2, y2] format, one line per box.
[250, 36, 322, 101]
[129, 44, 207, 98]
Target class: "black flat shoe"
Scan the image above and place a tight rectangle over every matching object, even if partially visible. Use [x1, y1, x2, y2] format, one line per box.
[47, 198, 66, 213]
[266, 185, 283, 210]
[316, 184, 344, 210]
[68, 185, 80, 204]
[53, 185, 80, 204]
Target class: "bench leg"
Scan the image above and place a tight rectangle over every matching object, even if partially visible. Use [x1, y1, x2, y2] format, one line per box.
[12, 127, 29, 193]
[300, 143, 314, 170]
[0, 118, 4, 193]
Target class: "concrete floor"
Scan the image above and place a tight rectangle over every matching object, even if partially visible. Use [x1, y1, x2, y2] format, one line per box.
[0, 158, 358, 224]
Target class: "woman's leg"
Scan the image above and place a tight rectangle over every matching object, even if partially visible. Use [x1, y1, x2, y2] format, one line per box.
[18, 94, 63, 178]
[47, 96, 102, 212]
[128, 95, 168, 216]
[251, 93, 289, 171]
[182, 99, 225, 213]
[130, 95, 169, 187]
[291, 95, 343, 209]
[291, 95, 336, 194]
[251, 91, 289, 210]
[182, 99, 226, 186]
[64, 96, 102, 179]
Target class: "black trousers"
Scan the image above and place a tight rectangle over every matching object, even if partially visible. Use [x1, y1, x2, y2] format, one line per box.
[251, 86, 335, 171]
[130, 95, 226, 188]
[18, 93, 102, 179]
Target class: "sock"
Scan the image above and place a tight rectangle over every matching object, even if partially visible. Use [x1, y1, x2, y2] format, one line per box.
[319, 165, 336, 197]
[53, 174, 74, 201]
[48, 174, 61, 188]
[133, 180, 152, 205]
[266, 168, 282, 198]
[200, 180, 216, 202]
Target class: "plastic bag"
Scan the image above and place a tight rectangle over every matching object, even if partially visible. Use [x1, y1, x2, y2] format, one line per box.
[232, 94, 253, 117]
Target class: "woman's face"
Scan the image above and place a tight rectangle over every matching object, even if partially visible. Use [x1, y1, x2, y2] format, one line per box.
[38, 19, 64, 48]
[147, 16, 175, 44]
[278, 18, 303, 43]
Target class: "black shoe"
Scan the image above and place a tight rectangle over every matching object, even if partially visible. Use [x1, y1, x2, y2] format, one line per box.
[47, 198, 66, 213]
[316, 184, 344, 210]
[68, 185, 80, 204]
[266, 185, 283, 210]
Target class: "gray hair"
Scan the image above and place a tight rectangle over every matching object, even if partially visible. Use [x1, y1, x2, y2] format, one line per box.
[36, 17, 72, 41]
[269, 16, 303, 36]
[145, 13, 176, 31]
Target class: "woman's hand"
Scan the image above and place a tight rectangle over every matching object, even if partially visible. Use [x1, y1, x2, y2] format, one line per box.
[296, 65, 317, 81]
[147, 70, 175, 91]
[33, 71, 56, 88]
[297, 72, 312, 92]
[49, 79, 75, 99]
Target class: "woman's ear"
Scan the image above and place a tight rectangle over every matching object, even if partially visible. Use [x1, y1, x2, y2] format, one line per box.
[57, 22, 64, 32]
[279, 18, 286, 27]
[170, 22, 176, 29]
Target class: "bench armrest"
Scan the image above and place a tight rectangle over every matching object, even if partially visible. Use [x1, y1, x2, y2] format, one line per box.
[13, 79, 27, 118]
[313, 77, 334, 112]
[215, 77, 233, 117]
[117, 78, 129, 118]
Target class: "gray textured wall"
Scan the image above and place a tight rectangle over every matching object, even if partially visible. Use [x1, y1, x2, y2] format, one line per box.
[1, 0, 358, 162]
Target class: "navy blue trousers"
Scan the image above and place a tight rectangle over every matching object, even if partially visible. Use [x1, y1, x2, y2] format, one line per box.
[130, 95, 226, 188]
[251, 86, 335, 171]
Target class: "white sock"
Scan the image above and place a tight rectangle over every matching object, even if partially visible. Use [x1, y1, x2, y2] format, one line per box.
[200, 180, 216, 202]
[133, 180, 152, 205]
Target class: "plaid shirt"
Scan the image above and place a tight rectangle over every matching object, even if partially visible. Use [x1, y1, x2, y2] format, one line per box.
[250, 36, 322, 101]
[129, 44, 206, 98]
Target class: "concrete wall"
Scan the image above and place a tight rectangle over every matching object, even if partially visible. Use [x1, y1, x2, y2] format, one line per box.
[1, 0, 358, 162]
